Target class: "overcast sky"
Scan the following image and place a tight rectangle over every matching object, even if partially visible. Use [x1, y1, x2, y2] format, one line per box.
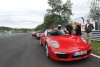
[0, 0, 91, 29]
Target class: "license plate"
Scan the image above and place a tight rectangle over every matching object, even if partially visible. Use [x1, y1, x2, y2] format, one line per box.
[73, 50, 87, 56]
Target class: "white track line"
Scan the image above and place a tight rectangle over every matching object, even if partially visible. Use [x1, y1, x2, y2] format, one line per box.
[91, 54, 100, 59]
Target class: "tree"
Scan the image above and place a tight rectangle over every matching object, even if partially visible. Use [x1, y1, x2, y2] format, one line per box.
[89, 0, 100, 30]
[35, 0, 72, 31]
[62, 0, 72, 20]
[47, 0, 72, 20]
[45, 0, 72, 28]
[43, 14, 64, 29]
[47, 0, 62, 15]
[89, 0, 100, 20]
[0, 27, 12, 31]
[34, 24, 44, 31]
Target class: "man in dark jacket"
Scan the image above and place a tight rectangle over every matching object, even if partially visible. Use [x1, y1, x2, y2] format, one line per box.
[85, 19, 94, 44]
[65, 22, 73, 35]
[75, 23, 82, 36]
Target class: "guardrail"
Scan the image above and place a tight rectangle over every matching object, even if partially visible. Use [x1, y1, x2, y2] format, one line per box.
[0, 33, 25, 39]
[82, 30, 100, 41]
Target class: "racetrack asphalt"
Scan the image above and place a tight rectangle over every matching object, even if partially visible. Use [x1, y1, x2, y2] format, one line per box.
[0, 33, 100, 67]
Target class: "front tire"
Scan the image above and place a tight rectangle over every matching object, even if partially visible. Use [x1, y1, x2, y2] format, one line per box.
[46, 44, 50, 58]
[40, 39, 42, 46]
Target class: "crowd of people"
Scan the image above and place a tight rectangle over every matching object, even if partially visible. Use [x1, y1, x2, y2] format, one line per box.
[57, 19, 94, 44]
[65, 22, 82, 36]
[58, 22, 82, 36]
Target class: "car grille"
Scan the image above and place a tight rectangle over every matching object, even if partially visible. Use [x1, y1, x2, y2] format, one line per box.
[72, 49, 91, 58]
[56, 54, 69, 59]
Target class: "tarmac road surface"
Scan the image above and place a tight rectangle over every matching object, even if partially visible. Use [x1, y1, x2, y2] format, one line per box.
[0, 33, 100, 67]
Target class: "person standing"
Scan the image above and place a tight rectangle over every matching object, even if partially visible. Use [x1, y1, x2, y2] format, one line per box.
[85, 19, 94, 44]
[65, 22, 73, 35]
[75, 22, 82, 36]
[72, 22, 77, 35]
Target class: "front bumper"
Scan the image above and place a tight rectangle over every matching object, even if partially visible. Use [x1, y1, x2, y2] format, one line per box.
[49, 49, 91, 61]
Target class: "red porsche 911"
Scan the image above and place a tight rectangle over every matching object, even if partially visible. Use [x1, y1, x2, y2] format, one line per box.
[40, 28, 91, 61]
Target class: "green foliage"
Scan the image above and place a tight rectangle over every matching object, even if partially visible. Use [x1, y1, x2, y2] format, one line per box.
[35, 0, 72, 31]
[90, 7, 100, 20]
[47, 0, 72, 19]
[62, 0, 72, 20]
[43, 14, 67, 29]
[48, 0, 62, 15]
[89, 0, 100, 20]
[16, 28, 32, 33]
[0, 27, 32, 33]
[45, 0, 72, 28]
[0, 27, 12, 31]
[34, 24, 44, 31]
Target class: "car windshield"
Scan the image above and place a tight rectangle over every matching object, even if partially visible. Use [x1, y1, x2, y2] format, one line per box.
[47, 30, 65, 36]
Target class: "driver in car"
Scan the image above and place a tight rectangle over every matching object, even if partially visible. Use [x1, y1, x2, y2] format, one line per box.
[57, 25, 68, 34]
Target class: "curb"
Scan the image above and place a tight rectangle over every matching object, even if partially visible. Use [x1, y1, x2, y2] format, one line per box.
[91, 54, 100, 59]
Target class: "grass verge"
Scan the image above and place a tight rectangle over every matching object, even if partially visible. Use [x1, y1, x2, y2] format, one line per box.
[91, 41, 100, 56]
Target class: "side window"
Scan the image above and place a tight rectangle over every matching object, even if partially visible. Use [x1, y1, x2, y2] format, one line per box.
[47, 30, 52, 36]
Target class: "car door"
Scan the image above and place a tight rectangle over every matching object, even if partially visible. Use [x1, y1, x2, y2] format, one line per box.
[41, 30, 47, 47]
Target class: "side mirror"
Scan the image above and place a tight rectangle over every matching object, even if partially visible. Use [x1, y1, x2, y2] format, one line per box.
[40, 34, 45, 37]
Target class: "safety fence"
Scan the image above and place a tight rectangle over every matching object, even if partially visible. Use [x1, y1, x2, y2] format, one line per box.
[82, 30, 100, 41]
[0, 31, 25, 39]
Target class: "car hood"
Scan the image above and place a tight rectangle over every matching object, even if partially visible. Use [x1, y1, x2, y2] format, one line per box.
[49, 35, 90, 52]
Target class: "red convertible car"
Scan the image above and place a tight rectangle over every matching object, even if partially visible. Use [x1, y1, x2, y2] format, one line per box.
[40, 28, 91, 61]
[32, 32, 37, 37]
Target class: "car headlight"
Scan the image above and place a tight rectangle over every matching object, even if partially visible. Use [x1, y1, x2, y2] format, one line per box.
[81, 37, 86, 43]
[51, 40, 59, 48]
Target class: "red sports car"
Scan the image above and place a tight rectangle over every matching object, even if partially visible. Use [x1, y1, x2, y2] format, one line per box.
[32, 32, 37, 37]
[36, 30, 44, 39]
[40, 28, 91, 61]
